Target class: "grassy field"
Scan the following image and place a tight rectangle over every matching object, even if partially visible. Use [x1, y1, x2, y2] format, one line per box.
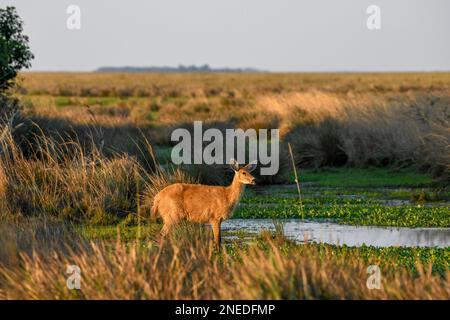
[16, 72, 450, 180]
[0, 72, 448, 299]
[0, 220, 448, 299]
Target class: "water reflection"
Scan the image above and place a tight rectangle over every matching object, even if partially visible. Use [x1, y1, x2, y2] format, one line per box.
[222, 219, 450, 248]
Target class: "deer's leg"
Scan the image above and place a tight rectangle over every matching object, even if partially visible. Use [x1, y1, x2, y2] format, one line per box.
[211, 220, 221, 250]
[160, 221, 173, 238]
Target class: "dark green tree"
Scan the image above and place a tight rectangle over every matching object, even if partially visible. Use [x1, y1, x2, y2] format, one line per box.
[0, 6, 34, 92]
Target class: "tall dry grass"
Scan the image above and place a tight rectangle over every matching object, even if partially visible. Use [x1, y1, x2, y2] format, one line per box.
[0, 221, 448, 300]
[260, 92, 450, 177]
[0, 138, 136, 223]
[0, 111, 197, 223]
[17, 73, 450, 181]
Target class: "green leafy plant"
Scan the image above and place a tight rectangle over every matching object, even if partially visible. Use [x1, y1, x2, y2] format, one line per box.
[0, 6, 34, 91]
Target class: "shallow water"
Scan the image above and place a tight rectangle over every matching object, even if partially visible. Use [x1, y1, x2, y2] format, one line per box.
[222, 219, 450, 248]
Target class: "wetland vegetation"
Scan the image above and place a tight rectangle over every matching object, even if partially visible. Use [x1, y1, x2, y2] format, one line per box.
[0, 72, 448, 299]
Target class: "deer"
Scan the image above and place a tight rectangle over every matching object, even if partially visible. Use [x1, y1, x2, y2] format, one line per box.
[151, 159, 257, 249]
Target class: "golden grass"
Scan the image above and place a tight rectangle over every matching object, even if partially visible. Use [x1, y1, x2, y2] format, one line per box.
[15, 72, 450, 179]
[18, 72, 450, 97]
[0, 221, 448, 300]
[271, 92, 449, 174]
[0, 117, 198, 222]
[0, 127, 141, 222]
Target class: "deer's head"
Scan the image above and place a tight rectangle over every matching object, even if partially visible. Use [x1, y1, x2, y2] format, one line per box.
[230, 159, 257, 185]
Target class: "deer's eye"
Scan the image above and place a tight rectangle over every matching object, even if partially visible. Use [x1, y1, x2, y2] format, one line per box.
[243, 172, 247, 175]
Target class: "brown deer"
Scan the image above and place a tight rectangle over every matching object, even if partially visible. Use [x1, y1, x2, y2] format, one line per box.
[151, 159, 257, 249]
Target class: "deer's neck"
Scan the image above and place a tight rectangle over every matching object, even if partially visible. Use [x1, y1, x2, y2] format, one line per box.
[227, 174, 246, 209]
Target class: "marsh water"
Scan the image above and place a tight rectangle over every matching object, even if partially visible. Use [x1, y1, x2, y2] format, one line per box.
[222, 219, 450, 248]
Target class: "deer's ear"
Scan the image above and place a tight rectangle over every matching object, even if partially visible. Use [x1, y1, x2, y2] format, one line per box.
[230, 158, 239, 171]
[244, 160, 257, 172]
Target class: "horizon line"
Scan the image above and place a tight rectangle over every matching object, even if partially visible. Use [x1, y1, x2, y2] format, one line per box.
[22, 69, 450, 74]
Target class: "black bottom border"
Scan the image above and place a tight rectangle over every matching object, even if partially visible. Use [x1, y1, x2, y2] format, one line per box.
[1, 300, 447, 319]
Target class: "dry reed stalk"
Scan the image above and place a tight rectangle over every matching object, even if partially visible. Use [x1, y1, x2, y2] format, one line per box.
[288, 142, 304, 219]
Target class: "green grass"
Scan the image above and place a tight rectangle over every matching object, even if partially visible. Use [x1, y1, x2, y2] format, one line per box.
[239, 177, 449, 227]
[308, 188, 449, 204]
[77, 223, 161, 241]
[77, 222, 259, 247]
[55, 96, 77, 107]
[154, 146, 173, 164]
[86, 96, 121, 106]
[234, 203, 450, 227]
[286, 243, 449, 276]
[241, 195, 376, 205]
[296, 168, 434, 187]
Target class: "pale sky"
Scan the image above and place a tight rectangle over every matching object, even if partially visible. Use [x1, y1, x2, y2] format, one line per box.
[1, 0, 450, 71]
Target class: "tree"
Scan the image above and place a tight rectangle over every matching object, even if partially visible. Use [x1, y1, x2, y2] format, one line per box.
[0, 6, 34, 92]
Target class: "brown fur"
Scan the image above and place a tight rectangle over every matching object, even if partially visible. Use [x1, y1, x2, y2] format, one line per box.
[152, 160, 256, 249]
